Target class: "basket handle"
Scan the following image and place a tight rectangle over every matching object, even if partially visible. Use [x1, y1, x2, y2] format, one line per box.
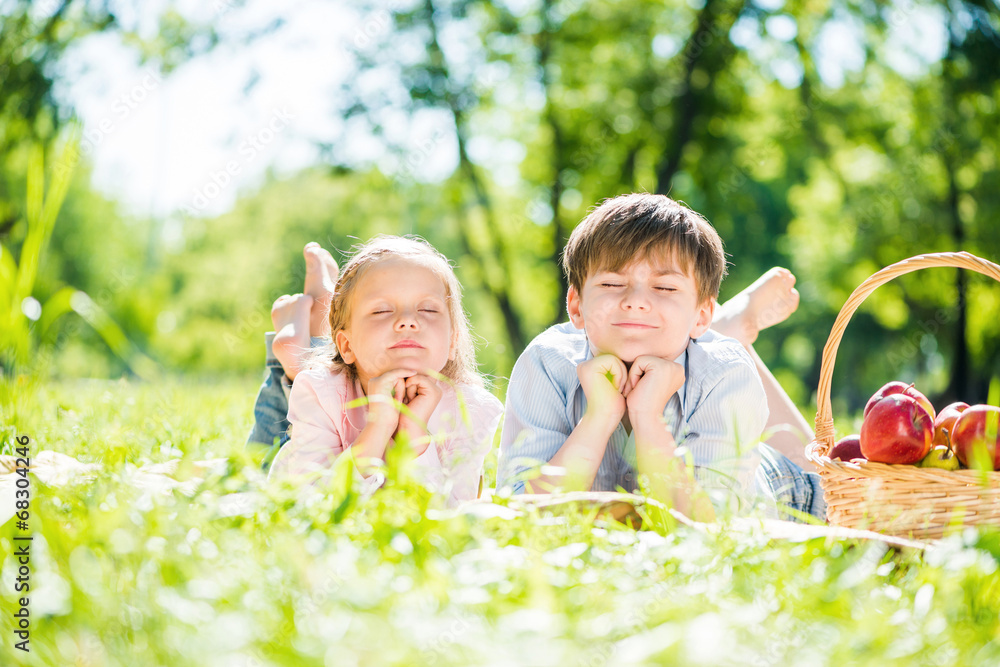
[813, 251, 1000, 456]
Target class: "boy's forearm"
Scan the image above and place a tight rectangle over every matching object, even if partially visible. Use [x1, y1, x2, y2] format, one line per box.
[640, 453, 715, 522]
[634, 417, 715, 522]
[526, 412, 618, 494]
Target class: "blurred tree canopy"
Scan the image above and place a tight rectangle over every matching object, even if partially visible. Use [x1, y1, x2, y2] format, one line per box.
[3, 0, 999, 417]
[332, 0, 1000, 411]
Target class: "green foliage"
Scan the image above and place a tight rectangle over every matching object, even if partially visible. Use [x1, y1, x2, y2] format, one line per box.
[334, 0, 1000, 411]
[3, 0, 1000, 418]
[4, 380, 1000, 665]
[0, 145, 72, 368]
[0, 141, 155, 380]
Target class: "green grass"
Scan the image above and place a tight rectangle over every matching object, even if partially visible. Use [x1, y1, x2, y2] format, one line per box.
[3, 378, 1000, 666]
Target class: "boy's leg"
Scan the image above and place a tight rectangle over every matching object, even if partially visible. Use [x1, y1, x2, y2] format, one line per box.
[713, 267, 799, 347]
[713, 267, 812, 468]
[756, 444, 827, 522]
[748, 345, 813, 468]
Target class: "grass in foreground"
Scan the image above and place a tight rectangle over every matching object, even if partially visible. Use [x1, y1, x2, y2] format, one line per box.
[2, 378, 1000, 666]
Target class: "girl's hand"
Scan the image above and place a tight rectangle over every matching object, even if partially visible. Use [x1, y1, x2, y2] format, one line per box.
[395, 374, 443, 455]
[365, 368, 409, 433]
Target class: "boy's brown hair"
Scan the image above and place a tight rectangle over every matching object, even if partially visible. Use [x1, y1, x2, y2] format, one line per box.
[562, 193, 727, 303]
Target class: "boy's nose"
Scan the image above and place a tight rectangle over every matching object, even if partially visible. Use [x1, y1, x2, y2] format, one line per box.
[621, 287, 650, 310]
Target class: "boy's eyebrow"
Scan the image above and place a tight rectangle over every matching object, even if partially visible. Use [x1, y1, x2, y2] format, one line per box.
[592, 267, 686, 277]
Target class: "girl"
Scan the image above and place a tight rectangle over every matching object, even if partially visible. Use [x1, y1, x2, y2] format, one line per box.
[267, 236, 503, 506]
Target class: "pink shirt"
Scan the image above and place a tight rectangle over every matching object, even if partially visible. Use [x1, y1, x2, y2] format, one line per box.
[269, 366, 503, 506]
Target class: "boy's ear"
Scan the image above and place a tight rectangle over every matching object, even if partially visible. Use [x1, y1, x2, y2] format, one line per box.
[689, 298, 715, 339]
[335, 330, 356, 364]
[567, 285, 585, 329]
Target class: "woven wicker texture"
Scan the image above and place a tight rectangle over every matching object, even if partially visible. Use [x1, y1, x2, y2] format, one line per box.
[805, 252, 1000, 539]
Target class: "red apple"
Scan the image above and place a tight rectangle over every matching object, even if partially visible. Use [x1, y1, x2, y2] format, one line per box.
[830, 434, 865, 461]
[951, 405, 1000, 470]
[864, 381, 936, 421]
[860, 394, 934, 464]
[932, 401, 970, 449]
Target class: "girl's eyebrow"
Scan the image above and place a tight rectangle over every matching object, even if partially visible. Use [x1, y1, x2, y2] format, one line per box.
[359, 293, 447, 304]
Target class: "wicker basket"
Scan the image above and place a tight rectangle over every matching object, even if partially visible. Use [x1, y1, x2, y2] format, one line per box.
[806, 252, 1000, 539]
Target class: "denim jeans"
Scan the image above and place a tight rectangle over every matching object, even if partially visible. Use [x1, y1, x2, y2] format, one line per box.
[246, 333, 292, 450]
[246, 334, 330, 465]
[755, 443, 827, 522]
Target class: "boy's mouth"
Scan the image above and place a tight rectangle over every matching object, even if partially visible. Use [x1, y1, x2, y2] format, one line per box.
[613, 321, 656, 329]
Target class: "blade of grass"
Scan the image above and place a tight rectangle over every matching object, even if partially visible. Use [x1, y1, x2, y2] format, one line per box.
[70, 291, 159, 379]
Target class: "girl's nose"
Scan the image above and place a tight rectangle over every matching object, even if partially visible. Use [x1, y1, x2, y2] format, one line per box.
[395, 311, 419, 329]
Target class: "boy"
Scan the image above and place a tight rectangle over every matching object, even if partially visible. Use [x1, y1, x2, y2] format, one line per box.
[496, 193, 824, 520]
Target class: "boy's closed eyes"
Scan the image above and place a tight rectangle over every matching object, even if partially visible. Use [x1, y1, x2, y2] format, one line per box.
[568, 259, 714, 364]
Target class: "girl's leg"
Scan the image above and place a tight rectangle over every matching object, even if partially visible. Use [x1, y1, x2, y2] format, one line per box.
[271, 294, 313, 381]
[271, 243, 339, 380]
[713, 267, 813, 468]
[302, 241, 337, 338]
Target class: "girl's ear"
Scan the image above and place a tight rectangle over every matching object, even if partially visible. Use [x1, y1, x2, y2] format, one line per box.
[567, 285, 585, 329]
[335, 330, 356, 364]
[689, 298, 715, 339]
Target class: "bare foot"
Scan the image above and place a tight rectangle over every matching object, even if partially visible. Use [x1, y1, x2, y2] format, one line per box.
[713, 267, 799, 347]
[271, 293, 313, 380]
[303, 242, 338, 337]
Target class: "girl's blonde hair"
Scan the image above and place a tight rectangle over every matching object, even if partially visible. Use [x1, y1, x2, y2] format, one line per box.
[320, 235, 482, 387]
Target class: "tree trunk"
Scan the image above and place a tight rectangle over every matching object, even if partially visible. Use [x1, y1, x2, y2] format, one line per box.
[654, 0, 723, 194]
[945, 160, 970, 402]
[422, 0, 528, 352]
[539, 0, 570, 326]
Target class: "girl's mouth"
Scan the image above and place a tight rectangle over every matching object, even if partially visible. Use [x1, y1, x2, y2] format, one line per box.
[390, 339, 424, 349]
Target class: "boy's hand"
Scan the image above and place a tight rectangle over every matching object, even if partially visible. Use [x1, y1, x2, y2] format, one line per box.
[578, 353, 627, 425]
[395, 373, 442, 455]
[623, 355, 685, 424]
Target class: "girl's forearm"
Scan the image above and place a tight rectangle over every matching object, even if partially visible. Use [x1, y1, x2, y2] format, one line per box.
[395, 416, 432, 456]
[350, 422, 396, 474]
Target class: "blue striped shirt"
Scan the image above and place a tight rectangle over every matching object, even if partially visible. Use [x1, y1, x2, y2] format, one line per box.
[497, 322, 768, 499]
